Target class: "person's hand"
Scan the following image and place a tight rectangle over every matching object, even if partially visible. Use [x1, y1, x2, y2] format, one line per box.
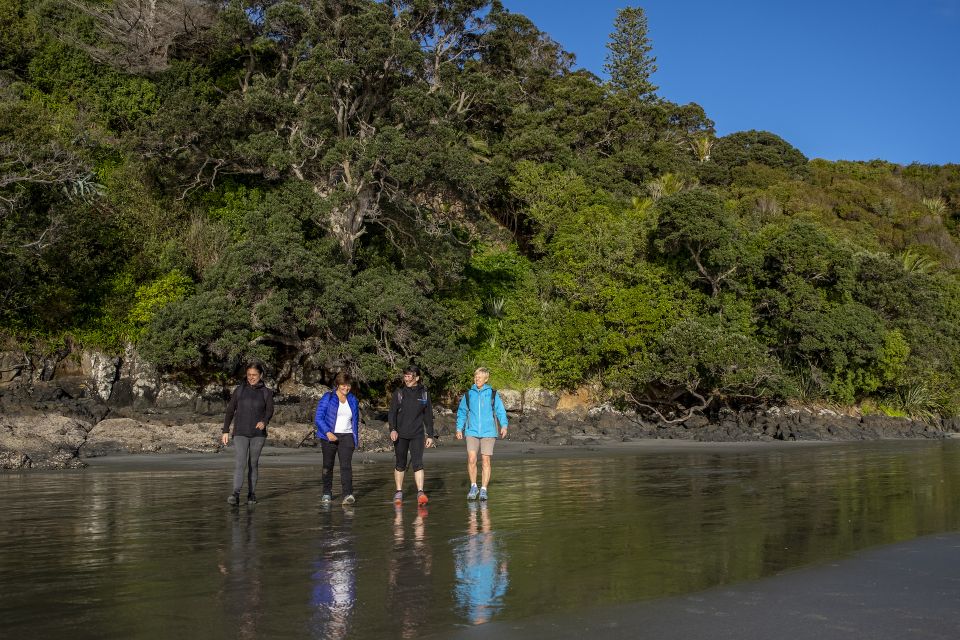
[390, 431, 398, 442]
[500, 428, 508, 439]
[328, 432, 338, 442]
[426, 437, 434, 448]
[221, 433, 229, 446]
[455, 431, 463, 440]
[255, 421, 265, 430]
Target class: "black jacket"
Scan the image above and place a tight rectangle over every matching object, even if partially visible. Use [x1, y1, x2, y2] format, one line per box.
[223, 381, 274, 438]
[388, 384, 435, 439]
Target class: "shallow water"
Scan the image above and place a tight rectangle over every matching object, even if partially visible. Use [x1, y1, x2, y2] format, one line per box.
[3, 441, 960, 639]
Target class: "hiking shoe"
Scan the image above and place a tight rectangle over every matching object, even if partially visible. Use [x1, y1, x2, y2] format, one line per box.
[479, 487, 488, 501]
[227, 492, 239, 505]
[321, 494, 332, 505]
[247, 493, 257, 505]
[467, 485, 479, 500]
[393, 490, 403, 504]
[342, 494, 355, 505]
[417, 490, 429, 505]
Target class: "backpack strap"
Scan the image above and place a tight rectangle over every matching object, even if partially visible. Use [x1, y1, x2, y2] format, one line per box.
[490, 388, 500, 430]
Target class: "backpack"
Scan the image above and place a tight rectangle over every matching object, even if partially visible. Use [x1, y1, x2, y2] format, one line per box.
[466, 387, 499, 430]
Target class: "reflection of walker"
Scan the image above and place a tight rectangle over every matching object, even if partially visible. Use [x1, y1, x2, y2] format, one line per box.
[454, 502, 509, 625]
[218, 511, 263, 637]
[309, 509, 357, 640]
[388, 505, 433, 639]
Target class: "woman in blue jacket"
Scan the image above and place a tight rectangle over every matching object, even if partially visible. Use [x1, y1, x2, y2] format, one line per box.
[314, 372, 360, 505]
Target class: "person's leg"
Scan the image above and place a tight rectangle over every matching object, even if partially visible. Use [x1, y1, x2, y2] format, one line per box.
[320, 439, 337, 497]
[479, 438, 495, 500]
[466, 436, 480, 483]
[480, 437, 495, 487]
[339, 437, 355, 496]
[394, 437, 410, 493]
[232, 435, 250, 495]
[409, 435, 425, 490]
[246, 436, 265, 496]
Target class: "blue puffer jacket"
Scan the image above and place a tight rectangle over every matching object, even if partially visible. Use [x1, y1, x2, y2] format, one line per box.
[314, 391, 360, 446]
[456, 384, 508, 438]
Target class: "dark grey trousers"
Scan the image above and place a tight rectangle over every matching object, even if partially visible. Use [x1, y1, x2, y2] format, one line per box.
[232, 435, 266, 495]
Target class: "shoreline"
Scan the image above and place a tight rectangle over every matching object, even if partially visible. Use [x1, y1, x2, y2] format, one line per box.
[2, 401, 955, 470]
[51, 437, 914, 473]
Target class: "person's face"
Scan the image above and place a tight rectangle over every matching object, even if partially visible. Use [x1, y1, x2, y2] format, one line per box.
[474, 371, 489, 387]
[246, 368, 262, 385]
[403, 372, 419, 387]
[337, 382, 351, 395]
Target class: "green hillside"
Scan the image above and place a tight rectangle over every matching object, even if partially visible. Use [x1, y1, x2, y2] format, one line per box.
[3, 0, 959, 419]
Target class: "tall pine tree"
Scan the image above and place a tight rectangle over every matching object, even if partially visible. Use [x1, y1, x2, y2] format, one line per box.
[605, 6, 658, 101]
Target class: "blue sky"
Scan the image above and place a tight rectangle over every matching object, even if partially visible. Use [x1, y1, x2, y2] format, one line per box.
[501, 1, 960, 165]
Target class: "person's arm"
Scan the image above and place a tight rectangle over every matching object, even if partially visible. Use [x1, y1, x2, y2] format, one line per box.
[424, 390, 435, 439]
[222, 387, 238, 445]
[314, 393, 331, 440]
[223, 388, 238, 433]
[387, 390, 399, 432]
[257, 388, 274, 430]
[495, 393, 508, 438]
[350, 394, 360, 444]
[455, 393, 467, 439]
[387, 389, 400, 442]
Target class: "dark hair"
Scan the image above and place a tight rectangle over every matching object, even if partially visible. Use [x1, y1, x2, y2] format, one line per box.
[403, 365, 421, 377]
[245, 362, 265, 375]
[333, 372, 353, 388]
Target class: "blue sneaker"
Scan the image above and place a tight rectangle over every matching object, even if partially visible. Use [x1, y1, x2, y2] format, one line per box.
[467, 485, 479, 500]
[479, 487, 488, 501]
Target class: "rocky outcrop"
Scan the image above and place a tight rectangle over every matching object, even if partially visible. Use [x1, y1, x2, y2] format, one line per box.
[0, 413, 89, 469]
[108, 344, 160, 410]
[80, 351, 120, 402]
[0, 350, 30, 384]
[82, 418, 222, 457]
[1, 344, 957, 470]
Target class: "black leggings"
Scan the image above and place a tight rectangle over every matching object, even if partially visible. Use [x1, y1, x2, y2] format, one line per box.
[321, 436, 355, 496]
[394, 435, 425, 472]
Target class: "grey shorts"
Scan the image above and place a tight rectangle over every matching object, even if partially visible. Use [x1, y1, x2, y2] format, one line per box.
[466, 436, 495, 456]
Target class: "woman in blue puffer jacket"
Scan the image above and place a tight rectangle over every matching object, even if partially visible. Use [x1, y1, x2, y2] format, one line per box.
[314, 372, 360, 505]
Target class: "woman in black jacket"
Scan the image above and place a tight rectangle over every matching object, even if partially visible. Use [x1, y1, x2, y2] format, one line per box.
[222, 363, 274, 505]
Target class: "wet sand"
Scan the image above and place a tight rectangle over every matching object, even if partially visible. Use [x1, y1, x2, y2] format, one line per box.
[82, 442, 960, 640]
[442, 532, 960, 640]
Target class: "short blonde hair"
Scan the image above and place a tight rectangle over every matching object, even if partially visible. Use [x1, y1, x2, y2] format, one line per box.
[475, 367, 490, 376]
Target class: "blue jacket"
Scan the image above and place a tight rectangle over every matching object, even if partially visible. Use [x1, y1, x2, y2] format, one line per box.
[314, 391, 360, 446]
[456, 384, 508, 438]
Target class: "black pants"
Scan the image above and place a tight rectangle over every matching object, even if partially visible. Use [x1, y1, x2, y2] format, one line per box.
[321, 436, 355, 496]
[394, 435, 425, 472]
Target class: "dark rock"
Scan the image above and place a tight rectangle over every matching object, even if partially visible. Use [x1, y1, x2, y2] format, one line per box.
[683, 414, 710, 429]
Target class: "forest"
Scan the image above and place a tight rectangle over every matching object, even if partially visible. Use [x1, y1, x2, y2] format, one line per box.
[3, 0, 960, 421]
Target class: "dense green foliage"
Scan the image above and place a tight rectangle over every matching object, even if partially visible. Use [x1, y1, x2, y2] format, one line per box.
[3, 1, 960, 416]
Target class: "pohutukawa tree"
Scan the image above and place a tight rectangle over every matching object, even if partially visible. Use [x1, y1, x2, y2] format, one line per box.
[131, 0, 506, 259]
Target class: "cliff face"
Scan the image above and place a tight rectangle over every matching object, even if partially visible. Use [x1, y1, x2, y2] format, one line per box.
[1, 346, 954, 470]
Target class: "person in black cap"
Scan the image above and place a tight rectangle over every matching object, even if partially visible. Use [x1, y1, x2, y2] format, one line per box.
[387, 365, 435, 505]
